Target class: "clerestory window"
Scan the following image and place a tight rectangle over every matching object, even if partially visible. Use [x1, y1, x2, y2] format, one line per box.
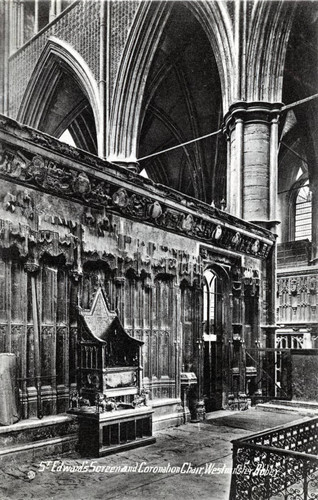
[295, 184, 312, 241]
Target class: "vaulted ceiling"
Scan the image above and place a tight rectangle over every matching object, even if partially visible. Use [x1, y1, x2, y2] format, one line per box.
[138, 2, 226, 205]
[279, 1, 318, 193]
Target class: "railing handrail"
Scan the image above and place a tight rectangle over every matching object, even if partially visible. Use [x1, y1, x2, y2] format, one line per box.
[231, 416, 318, 445]
[230, 417, 318, 499]
[232, 440, 318, 461]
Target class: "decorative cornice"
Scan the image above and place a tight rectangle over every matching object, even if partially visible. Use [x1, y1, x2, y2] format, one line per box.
[0, 114, 275, 260]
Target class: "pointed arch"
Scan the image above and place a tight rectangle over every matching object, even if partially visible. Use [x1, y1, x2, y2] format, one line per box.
[108, 1, 172, 162]
[18, 37, 102, 155]
[108, 0, 234, 163]
[185, 0, 234, 109]
[202, 262, 231, 411]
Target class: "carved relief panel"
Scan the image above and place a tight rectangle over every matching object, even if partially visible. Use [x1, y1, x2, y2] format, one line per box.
[277, 274, 318, 324]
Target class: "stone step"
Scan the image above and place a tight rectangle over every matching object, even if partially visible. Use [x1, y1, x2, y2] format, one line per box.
[256, 400, 318, 416]
[0, 414, 79, 462]
[269, 400, 318, 410]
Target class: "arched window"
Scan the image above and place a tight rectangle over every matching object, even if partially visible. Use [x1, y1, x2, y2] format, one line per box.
[295, 184, 312, 241]
[203, 269, 217, 341]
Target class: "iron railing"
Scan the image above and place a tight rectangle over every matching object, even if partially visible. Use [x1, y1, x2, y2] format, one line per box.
[230, 417, 318, 499]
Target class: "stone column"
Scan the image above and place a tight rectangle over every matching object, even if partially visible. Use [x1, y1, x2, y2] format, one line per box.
[224, 102, 282, 232]
[56, 0, 62, 16]
[10, 0, 18, 52]
[14, 0, 25, 49]
[49, 0, 56, 23]
[34, 0, 39, 34]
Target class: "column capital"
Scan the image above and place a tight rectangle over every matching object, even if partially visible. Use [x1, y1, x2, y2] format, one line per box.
[223, 101, 283, 134]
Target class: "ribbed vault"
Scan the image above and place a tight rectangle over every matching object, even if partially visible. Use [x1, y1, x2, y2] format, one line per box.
[138, 2, 226, 204]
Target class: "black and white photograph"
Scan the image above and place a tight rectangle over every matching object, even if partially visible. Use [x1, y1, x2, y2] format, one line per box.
[0, 0, 317, 498]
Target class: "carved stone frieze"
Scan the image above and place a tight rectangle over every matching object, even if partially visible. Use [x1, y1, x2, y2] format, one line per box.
[35, 230, 76, 265]
[0, 216, 201, 287]
[0, 134, 274, 260]
[83, 207, 112, 236]
[0, 219, 30, 256]
[277, 274, 318, 296]
[0, 218, 76, 265]
[2, 189, 35, 220]
[277, 272, 318, 324]
[43, 214, 78, 230]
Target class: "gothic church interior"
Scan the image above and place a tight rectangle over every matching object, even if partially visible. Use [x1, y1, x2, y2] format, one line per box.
[0, 0, 317, 457]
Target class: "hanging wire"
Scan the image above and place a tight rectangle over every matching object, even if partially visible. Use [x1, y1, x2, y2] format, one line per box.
[137, 128, 222, 161]
[281, 93, 318, 112]
[280, 141, 308, 165]
[137, 93, 318, 162]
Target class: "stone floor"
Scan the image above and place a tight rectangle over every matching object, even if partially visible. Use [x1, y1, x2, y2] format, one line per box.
[0, 408, 307, 500]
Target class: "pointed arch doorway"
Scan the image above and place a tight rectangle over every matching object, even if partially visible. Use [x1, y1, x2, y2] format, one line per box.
[203, 267, 226, 411]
